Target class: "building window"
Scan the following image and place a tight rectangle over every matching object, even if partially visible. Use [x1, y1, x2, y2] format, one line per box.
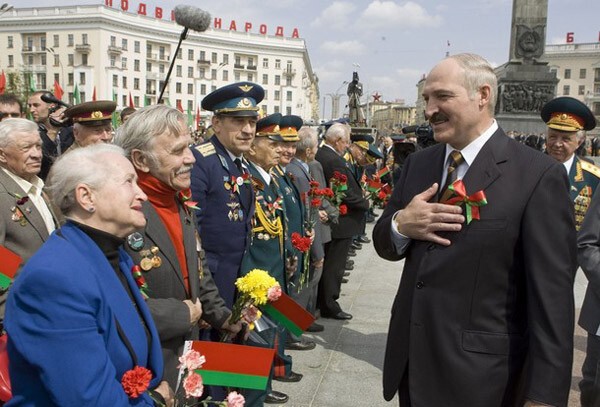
[159, 64, 165, 74]
[68, 73, 73, 86]
[580, 69, 586, 79]
[594, 102, 600, 116]
[235, 56, 241, 67]
[79, 72, 85, 85]
[211, 69, 217, 80]
[68, 34, 74, 46]
[198, 68, 205, 78]
[123, 95, 127, 107]
[37, 74, 46, 90]
[188, 49, 194, 61]
[134, 96, 139, 106]
[261, 105, 267, 114]
[176, 82, 182, 93]
[211, 52, 217, 63]
[234, 72, 240, 81]
[134, 60, 140, 72]
[247, 73, 253, 82]
[286, 77, 292, 86]
[275, 59, 281, 69]
[563, 85, 570, 95]
[113, 75, 118, 87]
[176, 66, 182, 77]
[81, 34, 88, 45]
[7, 55, 13, 67]
[82, 54, 88, 65]
[40, 37, 46, 51]
[274, 106, 280, 113]
[595, 68, 600, 82]
[122, 57, 127, 69]
[274, 90, 280, 101]
[188, 100, 193, 111]
[275, 75, 281, 86]
[200, 84, 206, 95]
[262, 74, 268, 85]
[134, 41, 140, 53]
[579, 85, 585, 95]
[286, 107, 292, 115]
[110, 36, 116, 47]
[122, 38, 128, 50]
[41, 54, 46, 66]
[248, 57, 254, 68]
[122, 76, 127, 88]
[223, 54, 229, 64]
[286, 91, 292, 101]
[7, 36, 13, 48]
[222, 70, 228, 81]
[187, 67, 193, 78]
[176, 48, 181, 59]
[564, 69, 571, 79]
[263, 91, 268, 101]
[68, 54, 74, 66]
[146, 62, 152, 72]
[27, 55, 33, 66]
[134, 78, 139, 90]
[211, 85, 216, 93]
[53, 35, 59, 48]
[262, 58, 268, 68]
[111, 55, 116, 67]
[146, 43, 152, 54]
[187, 83, 193, 94]
[54, 73, 59, 83]
[286, 60, 292, 71]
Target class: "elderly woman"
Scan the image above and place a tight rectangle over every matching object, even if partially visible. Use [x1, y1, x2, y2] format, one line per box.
[4, 144, 173, 406]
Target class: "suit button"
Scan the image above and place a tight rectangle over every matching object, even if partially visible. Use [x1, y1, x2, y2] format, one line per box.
[416, 281, 425, 289]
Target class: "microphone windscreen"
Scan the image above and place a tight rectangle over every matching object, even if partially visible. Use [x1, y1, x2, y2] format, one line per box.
[402, 125, 419, 134]
[174, 5, 211, 32]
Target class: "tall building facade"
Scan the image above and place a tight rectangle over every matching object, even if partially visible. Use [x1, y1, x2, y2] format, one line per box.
[0, 3, 320, 125]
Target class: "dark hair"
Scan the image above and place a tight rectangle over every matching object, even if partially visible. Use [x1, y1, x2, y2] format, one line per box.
[120, 107, 136, 121]
[0, 93, 23, 113]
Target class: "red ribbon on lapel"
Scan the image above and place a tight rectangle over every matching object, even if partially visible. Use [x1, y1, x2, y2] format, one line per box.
[441, 180, 488, 224]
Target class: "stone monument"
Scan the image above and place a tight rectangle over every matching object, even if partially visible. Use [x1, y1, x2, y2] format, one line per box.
[495, 0, 558, 134]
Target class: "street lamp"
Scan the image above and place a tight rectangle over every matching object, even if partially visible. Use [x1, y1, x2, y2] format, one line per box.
[327, 80, 348, 120]
[0, 3, 13, 17]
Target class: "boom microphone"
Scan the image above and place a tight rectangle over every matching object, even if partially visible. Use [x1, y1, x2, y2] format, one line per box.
[41, 92, 70, 109]
[173, 5, 211, 32]
[159, 5, 212, 104]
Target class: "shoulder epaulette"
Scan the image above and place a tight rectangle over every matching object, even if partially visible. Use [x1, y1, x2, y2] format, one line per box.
[195, 142, 216, 157]
[581, 160, 600, 179]
[251, 177, 264, 191]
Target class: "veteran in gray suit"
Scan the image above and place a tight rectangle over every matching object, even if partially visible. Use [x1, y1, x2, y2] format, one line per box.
[0, 118, 60, 321]
[114, 105, 242, 389]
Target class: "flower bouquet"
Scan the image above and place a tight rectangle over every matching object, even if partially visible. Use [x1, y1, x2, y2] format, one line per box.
[329, 171, 348, 215]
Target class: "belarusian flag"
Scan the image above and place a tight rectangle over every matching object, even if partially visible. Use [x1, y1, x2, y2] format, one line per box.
[186, 341, 274, 390]
[0, 246, 21, 290]
[376, 167, 390, 179]
[73, 84, 81, 104]
[367, 178, 384, 193]
[262, 292, 315, 337]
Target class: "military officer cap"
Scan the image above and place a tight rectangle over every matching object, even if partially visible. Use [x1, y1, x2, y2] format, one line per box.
[64, 100, 117, 126]
[351, 133, 375, 149]
[256, 113, 284, 141]
[390, 133, 406, 142]
[322, 117, 350, 131]
[541, 96, 596, 132]
[201, 81, 264, 117]
[279, 115, 303, 142]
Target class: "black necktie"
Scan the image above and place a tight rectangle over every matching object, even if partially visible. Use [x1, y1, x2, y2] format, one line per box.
[440, 150, 464, 202]
[234, 158, 243, 173]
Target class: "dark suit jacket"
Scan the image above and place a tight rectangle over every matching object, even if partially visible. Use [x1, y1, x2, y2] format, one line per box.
[6, 222, 162, 406]
[316, 145, 368, 239]
[0, 169, 60, 320]
[578, 188, 600, 335]
[372, 129, 576, 407]
[125, 201, 230, 387]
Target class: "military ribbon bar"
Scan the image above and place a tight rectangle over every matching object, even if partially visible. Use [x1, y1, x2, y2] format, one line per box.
[442, 180, 487, 224]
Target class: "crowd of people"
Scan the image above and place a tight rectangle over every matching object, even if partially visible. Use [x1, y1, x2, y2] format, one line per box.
[2, 51, 600, 407]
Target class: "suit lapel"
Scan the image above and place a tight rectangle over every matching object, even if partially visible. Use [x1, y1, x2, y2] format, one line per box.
[180, 206, 199, 298]
[461, 130, 506, 195]
[0, 170, 50, 240]
[142, 202, 186, 289]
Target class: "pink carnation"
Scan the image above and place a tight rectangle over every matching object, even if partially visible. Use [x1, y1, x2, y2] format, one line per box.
[267, 284, 282, 302]
[226, 391, 245, 407]
[178, 350, 206, 371]
[183, 372, 204, 398]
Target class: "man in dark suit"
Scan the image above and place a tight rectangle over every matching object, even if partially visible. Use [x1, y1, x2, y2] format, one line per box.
[316, 123, 369, 320]
[115, 105, 241, 389]
[0, 118, 60, 322]
[372, 53, 576, 407]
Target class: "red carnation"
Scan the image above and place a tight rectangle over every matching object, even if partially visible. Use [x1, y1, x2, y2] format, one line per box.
[320, 188, 334, 198]
[378, 191, 387, 200]
[121, 366, 152, 398]
[311, 198, 322, 208]
[339, 204, 348, 216]
[309, 180, 320, 188]
[291, 232, 311, 252]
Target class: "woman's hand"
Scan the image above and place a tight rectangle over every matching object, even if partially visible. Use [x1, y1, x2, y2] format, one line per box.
[154, 381, 174, 407]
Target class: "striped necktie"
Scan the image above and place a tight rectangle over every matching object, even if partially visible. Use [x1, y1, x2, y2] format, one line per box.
[440, 150, 464, 202]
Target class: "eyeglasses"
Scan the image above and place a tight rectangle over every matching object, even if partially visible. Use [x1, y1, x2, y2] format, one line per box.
[0, 112, 21, 119]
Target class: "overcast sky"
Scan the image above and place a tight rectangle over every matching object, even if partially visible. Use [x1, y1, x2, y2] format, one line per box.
[6, 0, 600, 119]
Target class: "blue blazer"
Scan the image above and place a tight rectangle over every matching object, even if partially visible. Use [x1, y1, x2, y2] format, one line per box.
[5, 222, 163, 406]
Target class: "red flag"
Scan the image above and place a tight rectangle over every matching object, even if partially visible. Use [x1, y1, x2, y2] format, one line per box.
[53, 79, 63, 100]
[0, 246, 22, 289]
[176, 100, 184, 113]
[92, 86, 97, 101]
[195, 106, 200, 129]
[0, 71, 6, 95]
[262, 292, 315, 336]
[128, 92, 134, 108]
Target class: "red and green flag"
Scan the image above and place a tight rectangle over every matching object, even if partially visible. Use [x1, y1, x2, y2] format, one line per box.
[376, 167, 390, 179]
[0, 71, 6, 95]
[187, 341, 274, 390]
[0, 246, 21, 290]
[262, 292, 315, 337]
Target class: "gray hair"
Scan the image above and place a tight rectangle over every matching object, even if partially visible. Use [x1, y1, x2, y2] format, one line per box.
[46, 144, 126, 216]
[113, 104, 185, 159]
[324, 123, 350, 144]
[448, 53, 498, 114]
[0, 118, 38, 148]
[296, 127, 318, 154]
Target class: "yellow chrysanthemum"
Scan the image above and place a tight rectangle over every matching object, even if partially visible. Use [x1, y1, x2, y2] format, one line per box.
[235, 269, 278, 306]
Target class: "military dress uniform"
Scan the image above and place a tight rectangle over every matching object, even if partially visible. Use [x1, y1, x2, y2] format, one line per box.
[191, 137, 255, 309]
[570, 157, 600, 230]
